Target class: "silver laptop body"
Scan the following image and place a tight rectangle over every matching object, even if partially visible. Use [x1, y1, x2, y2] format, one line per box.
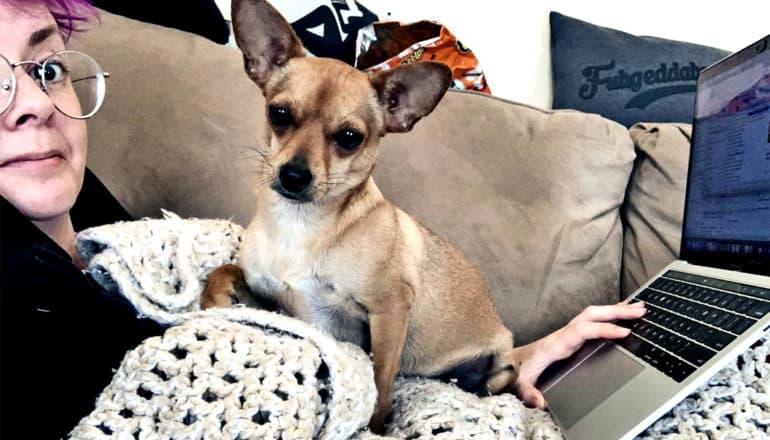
[541, 34, 770, 440]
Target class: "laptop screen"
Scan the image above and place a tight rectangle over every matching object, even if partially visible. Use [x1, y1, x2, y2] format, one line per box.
[681, 35, 770, 275]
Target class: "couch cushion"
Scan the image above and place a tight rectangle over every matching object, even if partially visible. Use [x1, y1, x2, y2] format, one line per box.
[622, 123, 691, 296]
[550, 11, 729, 128]
[375, 94, 635, 344]
[69, 11, 264, 226]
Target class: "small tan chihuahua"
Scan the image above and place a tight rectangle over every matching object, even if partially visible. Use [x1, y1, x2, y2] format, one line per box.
[202, 0, 519, 431]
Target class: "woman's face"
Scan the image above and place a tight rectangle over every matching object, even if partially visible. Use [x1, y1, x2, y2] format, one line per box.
[0, 2, 87, 222]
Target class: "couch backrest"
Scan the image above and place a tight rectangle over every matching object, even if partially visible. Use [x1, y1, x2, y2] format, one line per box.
[70, 11, 264, 226]
[377, 94, 636, 343]
[72, 11, 637, 344]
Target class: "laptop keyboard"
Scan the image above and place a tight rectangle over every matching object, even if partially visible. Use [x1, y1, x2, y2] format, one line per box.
[615, 270, 770, 382]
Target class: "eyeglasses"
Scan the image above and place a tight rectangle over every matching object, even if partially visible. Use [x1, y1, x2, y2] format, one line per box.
[0, 51, 108, 120]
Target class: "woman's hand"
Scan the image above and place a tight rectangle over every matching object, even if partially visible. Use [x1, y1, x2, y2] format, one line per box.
[512, 301, 647, 409]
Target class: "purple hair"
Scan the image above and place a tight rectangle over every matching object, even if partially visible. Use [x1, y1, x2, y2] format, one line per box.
[7, 0, 98, 39]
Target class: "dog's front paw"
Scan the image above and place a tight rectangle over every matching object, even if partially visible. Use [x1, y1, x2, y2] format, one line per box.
[368, 409, 389, 435]
[200, 264, 249, 309]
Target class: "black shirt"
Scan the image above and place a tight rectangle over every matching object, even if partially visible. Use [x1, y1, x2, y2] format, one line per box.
[0, 169, 165, 439]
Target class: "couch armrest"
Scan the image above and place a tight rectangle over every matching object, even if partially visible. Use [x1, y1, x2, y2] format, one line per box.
[622, 122, 691, 296]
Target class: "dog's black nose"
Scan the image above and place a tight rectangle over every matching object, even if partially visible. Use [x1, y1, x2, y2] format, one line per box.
[279, 163, 312, 193]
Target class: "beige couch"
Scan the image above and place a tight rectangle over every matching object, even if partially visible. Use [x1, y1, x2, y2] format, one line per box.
[70, 11, 691, 346]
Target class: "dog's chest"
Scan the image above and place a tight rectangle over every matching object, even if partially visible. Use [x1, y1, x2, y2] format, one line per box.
[240, 221, 368, 331]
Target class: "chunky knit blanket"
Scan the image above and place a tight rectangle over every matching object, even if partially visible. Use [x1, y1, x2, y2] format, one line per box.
[72, 213, 770, 439]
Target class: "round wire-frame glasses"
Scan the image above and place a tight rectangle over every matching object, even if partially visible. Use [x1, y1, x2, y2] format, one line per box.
[0, 50, 108, 120]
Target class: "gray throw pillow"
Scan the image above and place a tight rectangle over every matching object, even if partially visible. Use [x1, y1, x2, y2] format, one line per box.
[550, 12, 729, 127]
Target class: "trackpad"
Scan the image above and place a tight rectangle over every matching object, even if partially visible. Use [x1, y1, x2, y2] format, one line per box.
[544, 343, 644, 429]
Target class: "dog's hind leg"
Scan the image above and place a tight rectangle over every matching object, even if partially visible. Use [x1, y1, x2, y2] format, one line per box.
[201, 264, 276, 310]
[484, 347, 520, 395]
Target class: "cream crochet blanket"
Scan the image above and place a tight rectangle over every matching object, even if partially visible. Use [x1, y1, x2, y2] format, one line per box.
[71, 213, 770, 439]
[71, 212, 560, 439]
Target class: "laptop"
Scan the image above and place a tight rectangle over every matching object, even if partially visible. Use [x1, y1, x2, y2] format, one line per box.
[540, 34, 770, 440]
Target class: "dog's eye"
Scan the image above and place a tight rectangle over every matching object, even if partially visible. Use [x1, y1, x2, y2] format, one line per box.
[268, 105, 294, 129]
[333, 129, 364, 151]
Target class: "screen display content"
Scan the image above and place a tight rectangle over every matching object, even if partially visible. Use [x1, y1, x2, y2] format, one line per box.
[684, 41, 770, 267]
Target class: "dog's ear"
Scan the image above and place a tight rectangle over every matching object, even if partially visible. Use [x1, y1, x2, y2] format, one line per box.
[231, 0, 305, 89]
[370, 62, 452, 133]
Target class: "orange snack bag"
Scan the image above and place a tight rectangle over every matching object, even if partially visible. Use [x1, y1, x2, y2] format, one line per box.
[355, 20, 491, 94]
